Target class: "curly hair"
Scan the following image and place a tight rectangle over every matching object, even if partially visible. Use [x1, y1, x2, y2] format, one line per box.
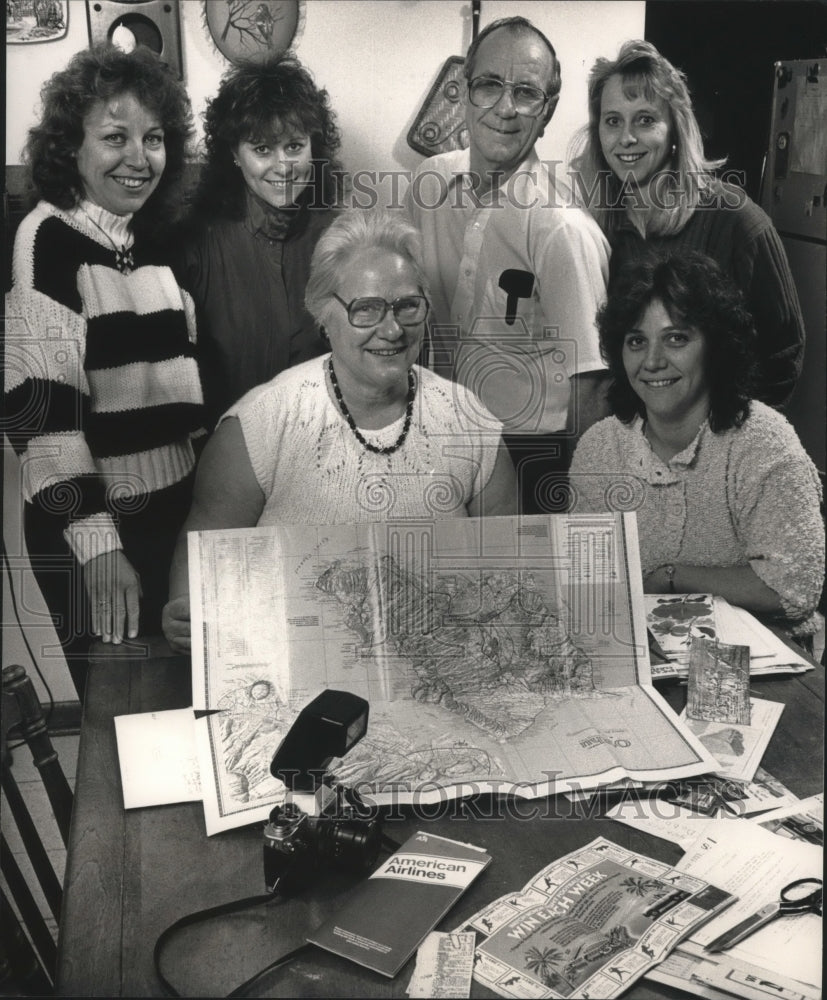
[598, 250, 758, 432]
[191, 53, 343, 222]
[569, 39, 725, 238]
[24, 43, 193, 236]
[463, 17, 561, 125]
[305, 209, 428, 330]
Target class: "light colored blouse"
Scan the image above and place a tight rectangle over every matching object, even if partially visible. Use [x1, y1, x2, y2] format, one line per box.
[569, 401, 824, 634]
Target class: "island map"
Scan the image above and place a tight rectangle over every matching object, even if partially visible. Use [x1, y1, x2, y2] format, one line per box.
[188, 515, 717, 833]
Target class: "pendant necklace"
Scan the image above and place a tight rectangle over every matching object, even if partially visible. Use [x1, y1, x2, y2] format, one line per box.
[80, 208, 135, 274]
[328, 356, 415, 456]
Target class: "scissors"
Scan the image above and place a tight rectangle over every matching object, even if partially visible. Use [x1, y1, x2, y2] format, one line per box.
[705, 877, 822, 953]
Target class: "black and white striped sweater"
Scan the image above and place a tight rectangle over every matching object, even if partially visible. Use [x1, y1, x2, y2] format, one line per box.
[5, 200, 204, 563]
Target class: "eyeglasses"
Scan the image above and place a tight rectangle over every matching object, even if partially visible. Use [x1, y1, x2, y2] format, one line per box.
[468, 76, 549, 117]
[333, 293, 429, 328]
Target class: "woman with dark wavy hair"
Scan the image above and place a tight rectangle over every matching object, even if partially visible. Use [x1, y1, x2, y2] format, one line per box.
[4, 44, 204, 698]
[569, 251, 823, 638]
[179, 53, 344, 428]
[569, 40, 804, 408]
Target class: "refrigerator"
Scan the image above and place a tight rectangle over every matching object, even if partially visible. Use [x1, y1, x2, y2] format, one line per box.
[760, 58, 826, 473]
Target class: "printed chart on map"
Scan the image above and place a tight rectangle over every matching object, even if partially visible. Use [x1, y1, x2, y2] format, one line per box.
[188, 514, 718, 833]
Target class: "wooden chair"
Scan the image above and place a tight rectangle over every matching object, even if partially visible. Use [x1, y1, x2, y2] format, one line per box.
[1, 663, 74, 993]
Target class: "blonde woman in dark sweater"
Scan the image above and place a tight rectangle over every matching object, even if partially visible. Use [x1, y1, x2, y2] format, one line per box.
[570, 40, 804, 409]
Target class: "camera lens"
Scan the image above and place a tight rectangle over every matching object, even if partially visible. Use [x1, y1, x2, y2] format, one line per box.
[318, 817, 382, 871]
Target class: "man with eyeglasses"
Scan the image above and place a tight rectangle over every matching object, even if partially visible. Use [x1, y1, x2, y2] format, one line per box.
[407, 16, 611, 514]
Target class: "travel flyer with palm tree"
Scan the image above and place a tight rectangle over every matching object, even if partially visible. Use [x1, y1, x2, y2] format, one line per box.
[459, 836, 735, 999]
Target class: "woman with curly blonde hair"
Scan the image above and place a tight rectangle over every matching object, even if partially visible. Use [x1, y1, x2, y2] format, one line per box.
[5, 44, 204, 696]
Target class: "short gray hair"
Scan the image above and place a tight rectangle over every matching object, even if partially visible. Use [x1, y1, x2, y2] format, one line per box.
[305, 209, 430, 328]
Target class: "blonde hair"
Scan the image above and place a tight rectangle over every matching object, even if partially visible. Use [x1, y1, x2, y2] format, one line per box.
[569, 39, 725, 237]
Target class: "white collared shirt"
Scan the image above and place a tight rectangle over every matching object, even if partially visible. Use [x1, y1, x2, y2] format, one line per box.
[408, 148, 610, 434]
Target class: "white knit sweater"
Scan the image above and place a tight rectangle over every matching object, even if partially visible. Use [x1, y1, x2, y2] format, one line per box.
[222, 356, 504, 523]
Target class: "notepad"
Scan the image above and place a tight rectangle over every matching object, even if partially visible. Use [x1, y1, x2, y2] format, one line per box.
[114, 708, 202, 809]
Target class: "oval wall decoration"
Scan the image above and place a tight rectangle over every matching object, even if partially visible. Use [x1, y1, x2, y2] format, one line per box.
[202, 0, 302, 64]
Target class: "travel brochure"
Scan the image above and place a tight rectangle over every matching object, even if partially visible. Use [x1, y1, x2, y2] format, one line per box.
[308, 832, 490, 977]
[455, 836, 736, 999]
[645, 595, 814, 679]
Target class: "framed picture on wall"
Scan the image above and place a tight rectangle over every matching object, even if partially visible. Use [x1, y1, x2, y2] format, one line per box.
[7, 0, 68, 43]
[201, 0, 303, 65]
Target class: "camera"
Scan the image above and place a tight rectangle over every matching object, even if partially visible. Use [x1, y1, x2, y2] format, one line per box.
[262, 690, 383, 895]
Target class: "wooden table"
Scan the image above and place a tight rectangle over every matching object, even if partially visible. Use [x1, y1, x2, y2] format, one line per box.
[57, 638, 824, 998]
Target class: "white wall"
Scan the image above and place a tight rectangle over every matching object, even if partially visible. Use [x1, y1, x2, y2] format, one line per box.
[7, 0, 645, 172]
[4, 0, 644, 701]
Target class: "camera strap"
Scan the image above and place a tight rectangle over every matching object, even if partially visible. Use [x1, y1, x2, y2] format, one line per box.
[153, 890, 291, 997]
[154, 832, 403, 996]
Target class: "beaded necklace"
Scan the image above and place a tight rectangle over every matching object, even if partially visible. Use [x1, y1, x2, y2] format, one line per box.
[327, 356, 415, 456]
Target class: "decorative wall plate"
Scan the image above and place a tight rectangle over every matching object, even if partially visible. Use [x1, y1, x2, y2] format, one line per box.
[201, 0, 303, 65]
[7, 0, 69, 44]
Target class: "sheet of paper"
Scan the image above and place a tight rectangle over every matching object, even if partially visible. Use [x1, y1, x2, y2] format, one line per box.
[114, 708, 202, 808]
[606, 802, 729, 849]
[754, 793, 823, 845]
[712, 598, 777, 659]
[713, 598, 814, 674]
[407, 932, 475, 998]
[189, 515, 719, 834]
[678, 821, 823, 989]
[687, 637, 751, 724]
[679, 697, 784, 782]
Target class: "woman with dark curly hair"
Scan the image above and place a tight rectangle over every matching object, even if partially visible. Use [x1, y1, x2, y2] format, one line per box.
[4, 44, 204, 697]
[569, 40, 804, 408]
[569, 251, 823, 638]
[178, 53, 344, 428]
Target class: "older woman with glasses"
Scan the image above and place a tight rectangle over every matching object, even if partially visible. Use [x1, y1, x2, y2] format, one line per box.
[162, 208, 517, 652]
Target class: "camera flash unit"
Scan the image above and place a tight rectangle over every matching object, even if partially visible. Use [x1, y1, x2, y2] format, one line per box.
[270, 689, 369, 793]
